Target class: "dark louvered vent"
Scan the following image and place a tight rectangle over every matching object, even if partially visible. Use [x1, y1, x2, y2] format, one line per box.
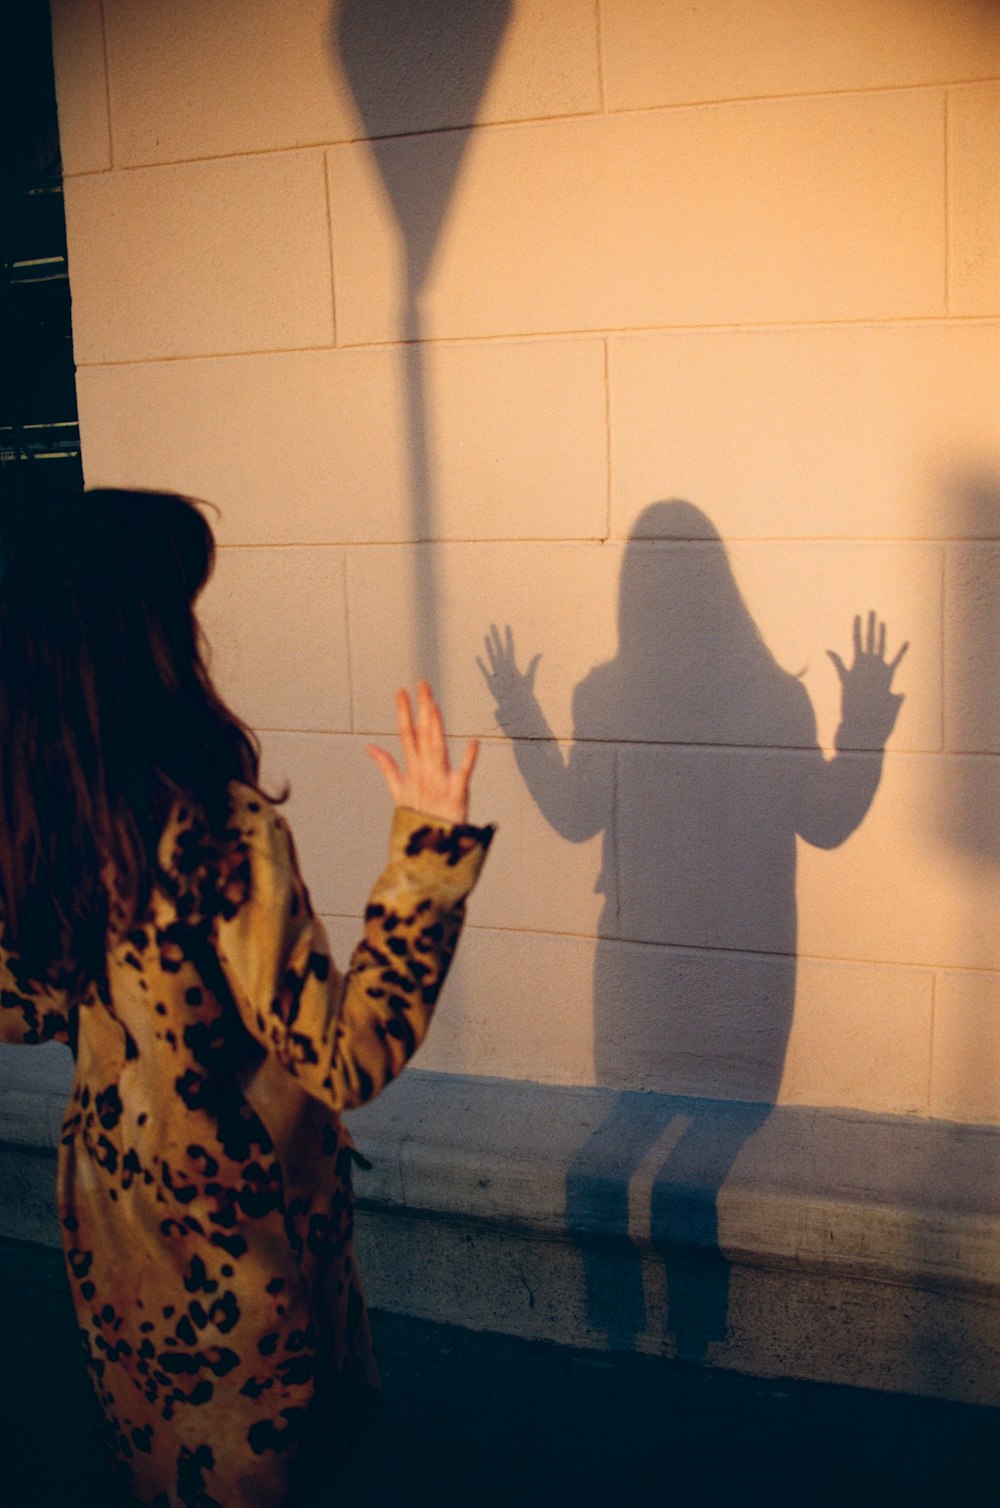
[1, 0, 82, 506]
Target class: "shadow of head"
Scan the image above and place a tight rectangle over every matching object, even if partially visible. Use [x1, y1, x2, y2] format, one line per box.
[577, 500, 795, 749]
[331, 0, 513, 288]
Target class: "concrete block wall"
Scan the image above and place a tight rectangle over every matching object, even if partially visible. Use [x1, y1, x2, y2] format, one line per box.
[47, 0, 1000, 1125]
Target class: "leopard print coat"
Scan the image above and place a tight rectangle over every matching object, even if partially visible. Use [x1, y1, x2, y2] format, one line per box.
[0, 786, 493, 1506]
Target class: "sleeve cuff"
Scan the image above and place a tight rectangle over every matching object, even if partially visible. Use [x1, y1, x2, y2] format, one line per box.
[388, 807, 496, 907]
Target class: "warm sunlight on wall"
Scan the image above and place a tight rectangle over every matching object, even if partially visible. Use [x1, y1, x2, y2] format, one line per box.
[51, 0, 1000, 1123]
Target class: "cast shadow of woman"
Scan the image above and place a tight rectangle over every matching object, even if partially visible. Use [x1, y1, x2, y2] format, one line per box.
[481, 500, 907, 1361]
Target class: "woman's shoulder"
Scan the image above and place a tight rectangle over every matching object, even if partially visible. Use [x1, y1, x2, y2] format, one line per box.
[156, 783, 294, 902]
[160, 782, 283, 841]
[224, 782, 288, 844]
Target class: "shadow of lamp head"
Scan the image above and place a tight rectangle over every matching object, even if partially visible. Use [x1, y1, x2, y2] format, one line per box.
[334, 0, 513, 291]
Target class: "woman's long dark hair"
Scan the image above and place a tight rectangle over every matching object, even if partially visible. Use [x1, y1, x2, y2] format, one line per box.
[0, 488, 281, 990]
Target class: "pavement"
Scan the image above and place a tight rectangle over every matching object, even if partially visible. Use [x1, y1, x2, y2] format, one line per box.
[2, 1234, 997, 1508]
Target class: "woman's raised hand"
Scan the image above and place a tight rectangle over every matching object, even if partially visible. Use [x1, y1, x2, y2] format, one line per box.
[366, 681, 479, 826]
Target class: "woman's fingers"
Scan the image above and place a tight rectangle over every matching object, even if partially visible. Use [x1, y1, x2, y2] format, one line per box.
[415, 679, 431, 741]
[421, 681, 448, 766]
[396, 687, 419, 768]
[380, 684, 477, 823]
[405, 681, 446, 771]
[366, 743, 402, 802]
[456, 737, 479, 791]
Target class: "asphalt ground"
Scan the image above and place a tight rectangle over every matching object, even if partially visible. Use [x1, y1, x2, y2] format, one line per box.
[2, 1234, 997, 1508]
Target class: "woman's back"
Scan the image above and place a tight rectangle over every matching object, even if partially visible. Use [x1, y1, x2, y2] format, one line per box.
[0, 489, 491, 1506]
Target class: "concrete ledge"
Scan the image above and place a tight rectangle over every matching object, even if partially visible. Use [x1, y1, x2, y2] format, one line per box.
[3, 1047, 1000, 1404]
[0, 1043, 74, 1150]
[347, 1072, 1000, 1290]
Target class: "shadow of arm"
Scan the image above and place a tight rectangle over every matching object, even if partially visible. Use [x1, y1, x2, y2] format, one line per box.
[509, 737, 606, 844]
[479, 625, 606, 844]
[795, 747, 886, 849]
[796, 614, 907, 849]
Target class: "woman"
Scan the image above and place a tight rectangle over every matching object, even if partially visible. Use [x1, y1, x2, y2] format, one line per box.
[0, 488, 492, 1506]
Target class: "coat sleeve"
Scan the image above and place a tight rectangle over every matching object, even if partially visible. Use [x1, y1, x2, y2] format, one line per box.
[213, 805, 494, 1111]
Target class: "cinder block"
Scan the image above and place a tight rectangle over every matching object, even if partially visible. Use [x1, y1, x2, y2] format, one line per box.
[258, 731, 388, 918]
[197, 546, 351, 735]
[458, 740, 612, 938]
[931, 970, 1000, 1125]
[276, 732, 610, 940]
[103, 0, 346, 165]
[50, 0, 112, 174]
[76, 340, 607, 543]
[797, 752, 1000, 971]
[600, 0, 1000, 110]
[329, 0, 601, 138]
[729, 541, 936, 755]
[610, 326, 1000, 543]
[102, 0, 600, 167]
[65, 154, 335, 364]
[412, 926, 597, 1085]
[617, 747, 1000, 972]
[950, 83, 1000, 316]
[329, 92, 946, 343]
[945, 545, 1000, 755]
[592, 940, 799, 1100]
[778, 959, 933, 1114]
[346, 542, 621, 740]
[616, 744, 839, 954]
[587, 941, 932, 1110]
[263, 731, 608, 941]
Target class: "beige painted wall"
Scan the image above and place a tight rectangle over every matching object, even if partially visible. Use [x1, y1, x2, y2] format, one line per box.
[50, 0, 1000, 1122]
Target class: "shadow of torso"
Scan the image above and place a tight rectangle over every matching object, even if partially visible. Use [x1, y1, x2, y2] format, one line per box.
[576, 538, 819, 1103]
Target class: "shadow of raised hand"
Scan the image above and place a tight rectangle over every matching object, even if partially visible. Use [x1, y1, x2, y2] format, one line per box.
[477, 625, 604, 843]
[828, 612, 909, 751]
[478, 623, 545, 737]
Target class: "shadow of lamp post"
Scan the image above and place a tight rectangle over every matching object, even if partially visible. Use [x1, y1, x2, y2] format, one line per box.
[336, 0, 513, 688]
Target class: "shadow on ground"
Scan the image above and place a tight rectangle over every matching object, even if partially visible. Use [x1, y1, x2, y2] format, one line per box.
[3, 1236, 998, 1507]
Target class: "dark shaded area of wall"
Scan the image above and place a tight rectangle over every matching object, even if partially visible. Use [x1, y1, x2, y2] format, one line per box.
[0, 0, 82, 505]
